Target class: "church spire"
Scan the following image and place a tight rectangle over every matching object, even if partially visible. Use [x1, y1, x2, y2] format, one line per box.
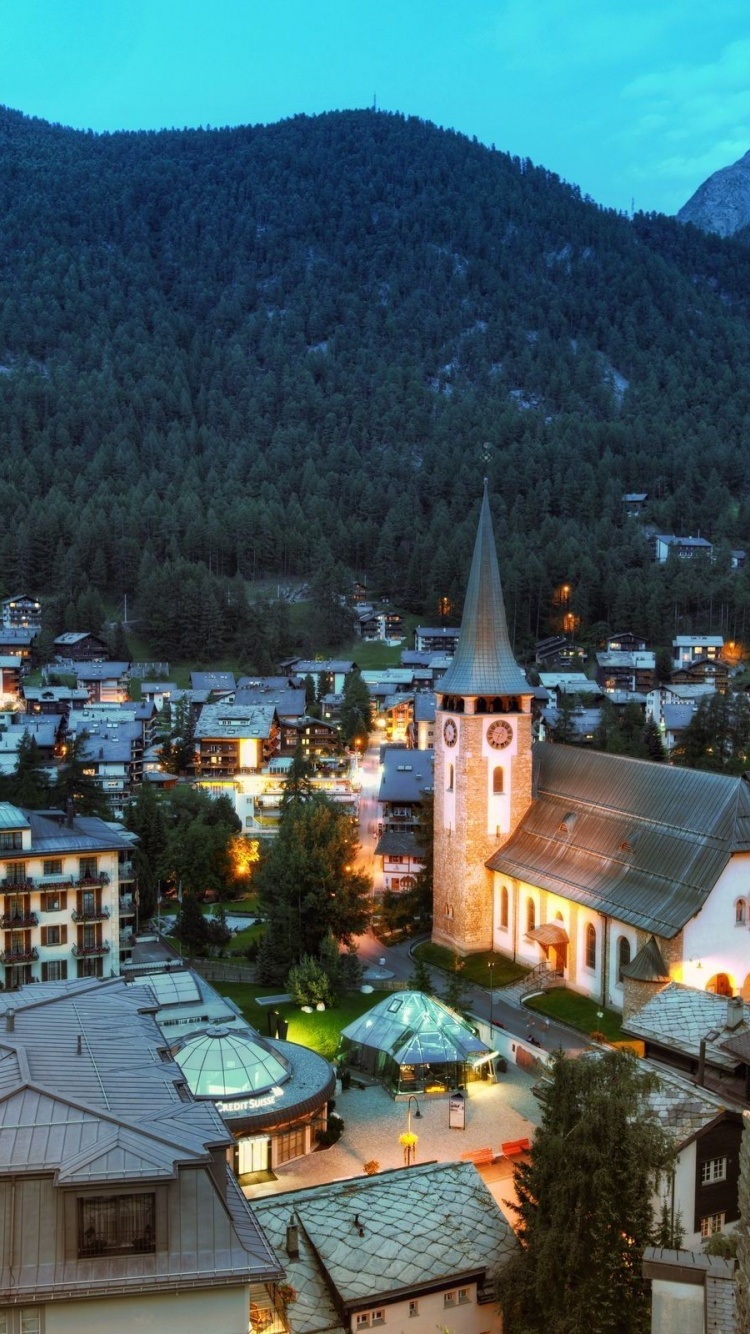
[438, 480, 529, 698]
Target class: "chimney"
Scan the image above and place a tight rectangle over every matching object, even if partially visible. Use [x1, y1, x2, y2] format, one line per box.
[65, 799, 75, 828]
[285, 1216, 299, 1259]
[726, 996, 745, 1030]
[5, 1011, 14, 1032]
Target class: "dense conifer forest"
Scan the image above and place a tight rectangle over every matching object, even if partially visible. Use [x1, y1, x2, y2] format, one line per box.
[3, 104, 750, 659]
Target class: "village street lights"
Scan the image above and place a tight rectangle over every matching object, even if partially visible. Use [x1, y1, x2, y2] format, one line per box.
[400, 1095, 421, 1166]
[488, 961, 495, 1032]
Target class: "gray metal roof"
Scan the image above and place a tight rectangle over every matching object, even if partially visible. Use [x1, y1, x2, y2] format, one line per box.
[378, 750, 434, 803]
[194, 701, 277, 740]
[438, 483, 532, 698]
[253, 1160, 516, 1321]
[487, 743, 750, 936]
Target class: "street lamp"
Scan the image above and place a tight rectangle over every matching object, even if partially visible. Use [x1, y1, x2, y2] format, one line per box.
[400, 1095, 421, 1166]
[487, 961, 495, 1032]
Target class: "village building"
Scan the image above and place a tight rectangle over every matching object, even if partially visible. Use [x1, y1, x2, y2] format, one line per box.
[0, 975, 283, 1334]
[53, 631, 109, 663]
[432, 484, 750, 1013]
[1, 593, 41, 630]
[252, 1160, 516, 1334]
[0, 802, 135, 985]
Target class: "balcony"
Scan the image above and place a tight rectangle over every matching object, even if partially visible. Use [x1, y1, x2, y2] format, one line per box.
[0, 946, 38, 965]
[119, 895, 135, 912]
[1, 878, 32, 893]
[77, 873, 110, 887]
[71, 906, 111, 923]
[0, 912, 38, 929]
[72, 941, 110, 957]
[119, 933, 135, 950]
[119, 862, 135, 880]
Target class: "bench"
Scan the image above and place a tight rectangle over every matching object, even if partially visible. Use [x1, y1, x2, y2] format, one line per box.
[499, 1137, 531, 1158]
[459, 1147, 495, 1166]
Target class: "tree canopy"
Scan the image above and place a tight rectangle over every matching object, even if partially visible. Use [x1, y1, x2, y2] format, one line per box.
[498, 1049, 676, 1334]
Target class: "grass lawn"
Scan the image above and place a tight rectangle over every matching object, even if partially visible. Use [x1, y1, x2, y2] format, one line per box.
[413, 941, 528, 988]
[524, 989, 624, 1042]
[212, 982, 384, 1060]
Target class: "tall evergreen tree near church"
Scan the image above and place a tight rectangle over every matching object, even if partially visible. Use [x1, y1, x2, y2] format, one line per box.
[497, 1049, 675, 1334]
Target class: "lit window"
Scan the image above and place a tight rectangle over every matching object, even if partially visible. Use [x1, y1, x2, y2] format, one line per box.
[701, 1157, 727, 1185]
[526, 898, 536, 933]
[500, 885, 509, 931]
[493, 766, 504, 794]
[585, 922, 597, 970]
[700, 1212, 725, 1238]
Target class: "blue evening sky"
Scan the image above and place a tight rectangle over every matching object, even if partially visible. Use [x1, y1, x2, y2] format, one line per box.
[3, 0, 749, 216]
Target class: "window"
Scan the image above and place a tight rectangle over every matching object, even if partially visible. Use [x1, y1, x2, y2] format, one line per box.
[500, 884, 509, 931]
[458, 1287, 471, 1304]
[355, 1314, 384, 1330]
[4, 862, 26, 885]
[408, 1300, 419, 1317]
[78, 1193, 155, 1257]
[585, 922, 597, 971]
[444, 1291, 457, 1308]
[0, 832, 22, 851]
[492, 766, 504, 794]
[617, 936, 631, 983]
[41, 891, 66, 912]
[736, 899, 747, 925]
[43, 860, 62, 878]
[41, 961, 68, 982]
[700, 1212, 725, 1238]
[701, 1156, 727, 1185]
[0, 1311, 42, 1334]
[526, 898, 536, 934]
[79, 857, 98, 881]
[447, 763, 454, 792]
[41, 925, 66, 947]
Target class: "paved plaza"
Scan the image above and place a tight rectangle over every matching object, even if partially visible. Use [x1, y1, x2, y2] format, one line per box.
[243, 1060, 541, 1226]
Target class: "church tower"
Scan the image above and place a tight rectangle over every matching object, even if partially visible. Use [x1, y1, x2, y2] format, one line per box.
[432, 482, 534, 955]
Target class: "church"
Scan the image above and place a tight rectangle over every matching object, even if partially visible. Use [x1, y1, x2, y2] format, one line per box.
[432, 484, 750, 1012]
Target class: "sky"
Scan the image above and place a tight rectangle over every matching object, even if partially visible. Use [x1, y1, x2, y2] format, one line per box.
[3, 0, 750, 217]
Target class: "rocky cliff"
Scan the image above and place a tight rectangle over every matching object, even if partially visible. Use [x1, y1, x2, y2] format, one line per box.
[677, 149, 750, 237]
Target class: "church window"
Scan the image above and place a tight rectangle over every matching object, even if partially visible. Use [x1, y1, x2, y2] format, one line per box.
[447, 763, 454, 792]
[735, 898, 747, 925]
[444, 903, 454, 919]
[617, 936, 631, 982]
[500, 885, 509, 930]
[492, 766, 504, 795]
[585, 923, 597, 970]
[526, 898, 536, 934]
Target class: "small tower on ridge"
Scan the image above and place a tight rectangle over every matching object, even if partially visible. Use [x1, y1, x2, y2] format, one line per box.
[432, 482, 534, 955]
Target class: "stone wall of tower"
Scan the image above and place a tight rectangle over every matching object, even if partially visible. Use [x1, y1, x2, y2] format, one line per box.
[433, 710, 534, 957]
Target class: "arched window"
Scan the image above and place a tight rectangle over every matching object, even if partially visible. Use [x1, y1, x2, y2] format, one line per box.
[447, 763, 453, 792]
[707, 973, 733, 996]
[444, 903, 454, 920]
[493, 766, 504, 795]
[736, 898, 747, 925]
[526, 898, 536, 934]
[500, 885, 509, 930]
[617, 936, 631, 983]
[585, 922, 597, 971]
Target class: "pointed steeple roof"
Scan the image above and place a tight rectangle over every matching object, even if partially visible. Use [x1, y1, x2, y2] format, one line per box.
[438, 482, 531, 698]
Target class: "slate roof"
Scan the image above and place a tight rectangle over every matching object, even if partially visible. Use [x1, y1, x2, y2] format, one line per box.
[646, 1065, 740, 1146]
[375, 830, 424, 858]
[438, 483, 531, 698]
[252, 1161, 516, 1328]
[414, 693, 436, 722]
[234, 685, 306, 716]
[190, 671, 236, 692]
[622, 983, 750, 1068]
[486, 743, 750, 936]
[76, 661, 130, 680]
[378, 750, 434, 803]
[194, 701, 277, 740]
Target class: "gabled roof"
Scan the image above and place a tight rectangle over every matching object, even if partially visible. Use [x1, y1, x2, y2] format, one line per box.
[623, 982, 750, 1068]
[253, 1161, 516, 1319]
[487, 743, 750, 936]
[438, 482, 531, 699]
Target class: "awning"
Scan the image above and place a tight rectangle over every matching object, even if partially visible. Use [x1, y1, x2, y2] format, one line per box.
[526, 923, 569, 947]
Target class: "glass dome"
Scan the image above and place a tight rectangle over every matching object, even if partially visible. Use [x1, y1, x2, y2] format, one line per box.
[171, 1025, 292, 1099]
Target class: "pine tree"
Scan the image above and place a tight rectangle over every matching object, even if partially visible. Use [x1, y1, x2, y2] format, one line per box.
[408, 955, 435, 995]
[498, 1049, 676, 1334]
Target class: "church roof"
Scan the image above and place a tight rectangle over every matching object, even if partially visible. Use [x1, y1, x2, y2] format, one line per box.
[437, 483, 531, 698]
[486, 743, 750, 937]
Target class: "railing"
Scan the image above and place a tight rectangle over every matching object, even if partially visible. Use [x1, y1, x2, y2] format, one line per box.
[72, 941, 111, 957]
[0, 946, 38, 964]
[119, 862, 135, 880]
[71, 906, 111, 923]
[119, 933, 135, 949]
[119, 895, 135, 912]
[1, 879, 33, 892]
[0, 913, 38, 929]
[77, 874, 110, 886]
[519, 961, 564, 995]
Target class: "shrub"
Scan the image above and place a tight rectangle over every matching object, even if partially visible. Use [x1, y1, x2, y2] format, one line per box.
[363, 1160, 380, 1175]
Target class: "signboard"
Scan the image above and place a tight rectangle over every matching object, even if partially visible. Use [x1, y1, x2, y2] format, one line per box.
[448, 1089, 465, 1130]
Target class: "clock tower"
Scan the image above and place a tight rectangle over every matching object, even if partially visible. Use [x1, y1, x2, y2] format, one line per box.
[433, 482, 534, 955]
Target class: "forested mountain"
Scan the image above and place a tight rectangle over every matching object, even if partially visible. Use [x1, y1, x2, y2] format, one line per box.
[3, 104, 750, 659]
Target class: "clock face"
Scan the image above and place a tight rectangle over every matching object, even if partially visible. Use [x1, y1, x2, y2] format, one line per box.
[487, 719, 513, 750]
[443, 718, 458, 748]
